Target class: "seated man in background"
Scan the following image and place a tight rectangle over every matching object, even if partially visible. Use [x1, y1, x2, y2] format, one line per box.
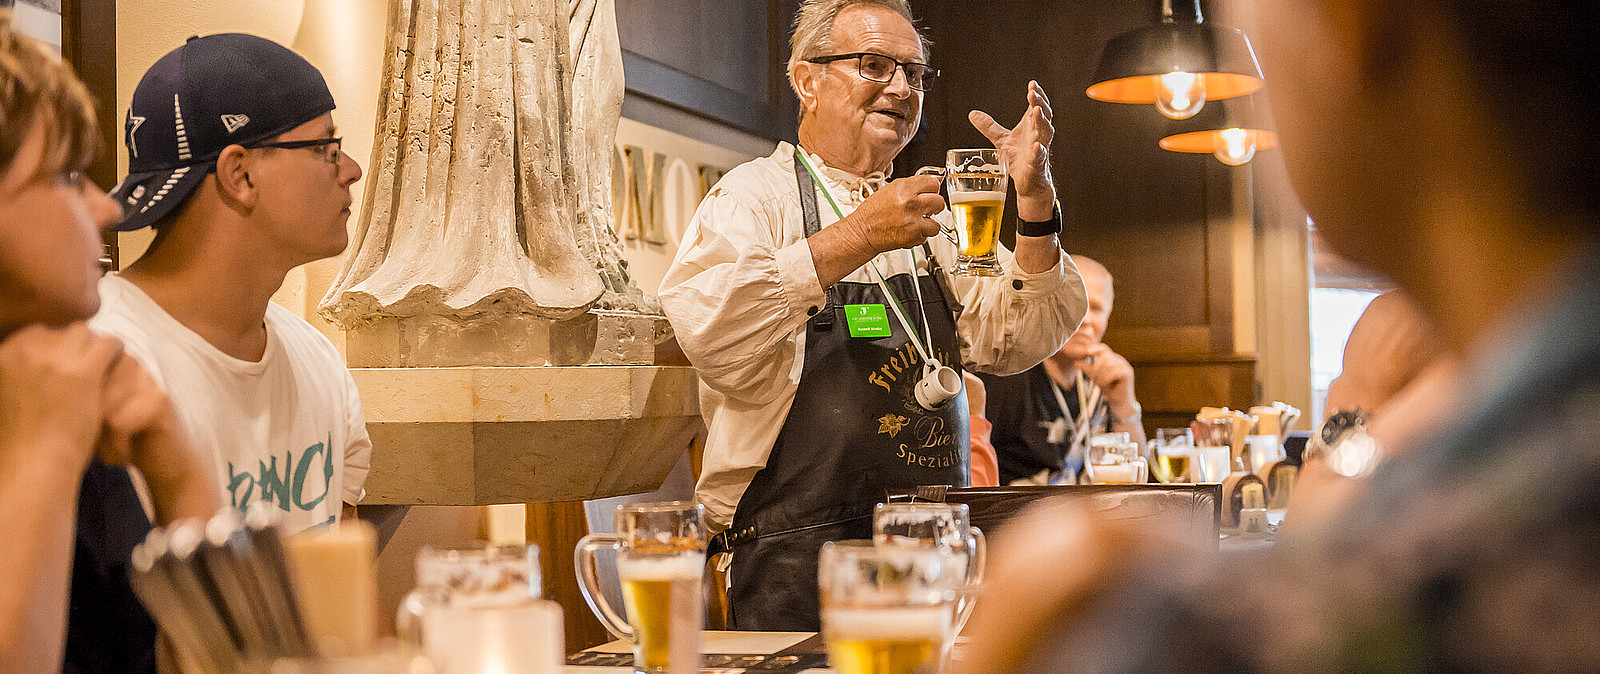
[960, 0, 1600, 670]
[0, 14, 218, 671]
[980, 255, 1143, 484]
[94, 34, 370, 532]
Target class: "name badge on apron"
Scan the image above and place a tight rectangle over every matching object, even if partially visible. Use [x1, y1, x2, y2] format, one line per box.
[844, 304, 891, 338]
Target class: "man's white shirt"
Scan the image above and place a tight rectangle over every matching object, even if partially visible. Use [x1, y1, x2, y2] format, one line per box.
[659, 142, 1087, 529]
[91, 274, 371, 533]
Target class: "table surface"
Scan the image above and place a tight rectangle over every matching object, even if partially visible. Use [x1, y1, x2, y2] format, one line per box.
[566, 631, 829, 673]
[565, 516, 1285, 671]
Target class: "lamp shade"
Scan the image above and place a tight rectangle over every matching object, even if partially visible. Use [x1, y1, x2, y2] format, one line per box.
[1086, 21, 1264, 104]
[1159, 95, 1277, 165]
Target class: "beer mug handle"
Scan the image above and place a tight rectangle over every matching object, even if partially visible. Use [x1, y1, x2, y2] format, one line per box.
[912, 166, 961, 246]
[396, 589, 427, 649]
[953, 527, 987, 635]
[574, 534, 635, 641]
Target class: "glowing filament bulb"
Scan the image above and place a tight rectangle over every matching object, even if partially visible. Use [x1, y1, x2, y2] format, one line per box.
[1213, 127, 1257, 166]
[1154, 71, 1206, 120]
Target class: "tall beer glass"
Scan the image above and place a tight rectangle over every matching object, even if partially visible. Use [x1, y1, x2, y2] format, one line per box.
[945, 148, 1007, 277]
[575, 502, 706, 674]
[872, 503, 985, 638]
[819, 540, 958, 674]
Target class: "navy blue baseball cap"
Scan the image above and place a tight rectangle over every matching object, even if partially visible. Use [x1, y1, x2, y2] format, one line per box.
[111, 33, 336, 231]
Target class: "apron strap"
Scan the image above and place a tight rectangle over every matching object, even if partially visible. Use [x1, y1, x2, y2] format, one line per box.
[921, 243, 965, 320]
[796, 148, 839, 330]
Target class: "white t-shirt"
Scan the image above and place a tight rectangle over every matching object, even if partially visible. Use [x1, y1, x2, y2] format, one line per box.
[90, 274, 372, 533]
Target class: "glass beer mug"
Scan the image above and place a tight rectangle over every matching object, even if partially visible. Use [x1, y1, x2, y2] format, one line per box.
[871, 503, 986, 638]
[917, 148, 1008, 277]
[819, 540, 959, 674]
[574, 502, 707, 674]
[396, 544, 561, 674]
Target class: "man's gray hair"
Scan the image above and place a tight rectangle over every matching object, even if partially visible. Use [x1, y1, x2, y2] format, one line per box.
[787, 0, 931, 99]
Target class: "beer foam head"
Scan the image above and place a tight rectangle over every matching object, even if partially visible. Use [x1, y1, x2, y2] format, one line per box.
[824, 606, 948, 640]
[617, 552, 703, 580]
[949, 190, 1005, 204]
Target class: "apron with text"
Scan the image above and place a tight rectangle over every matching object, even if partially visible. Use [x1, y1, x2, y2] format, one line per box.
[720, 151, 970, 630]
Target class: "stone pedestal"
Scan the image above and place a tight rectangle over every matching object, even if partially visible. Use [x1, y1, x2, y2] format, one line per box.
[354, 365, 699, 505]
[345, 311, 667, 368]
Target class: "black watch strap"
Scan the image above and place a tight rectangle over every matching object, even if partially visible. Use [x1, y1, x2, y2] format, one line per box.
[1016, 200, 1062, 237]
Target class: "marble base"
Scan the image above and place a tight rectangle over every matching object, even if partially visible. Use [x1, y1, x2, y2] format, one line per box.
[353, 365, 700, 505]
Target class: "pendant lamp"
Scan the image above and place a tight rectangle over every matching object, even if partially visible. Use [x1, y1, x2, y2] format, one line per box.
[1158, 95, 1276, 166]
[1086, 0, 1265, 120]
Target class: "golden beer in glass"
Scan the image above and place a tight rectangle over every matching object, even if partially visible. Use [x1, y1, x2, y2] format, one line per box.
[945, 149, 1007, 277]
[819, 541, 957, 674]
[825, 607, 945, 674]
[576, 502, 707, 674]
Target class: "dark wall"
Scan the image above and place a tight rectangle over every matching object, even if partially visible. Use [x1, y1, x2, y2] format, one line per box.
[615, 0, 800, 140]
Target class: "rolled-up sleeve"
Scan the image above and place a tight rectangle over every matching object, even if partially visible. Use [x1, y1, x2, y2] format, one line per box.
[659, 187, 827, 404]
[955, 250, 1086, 376]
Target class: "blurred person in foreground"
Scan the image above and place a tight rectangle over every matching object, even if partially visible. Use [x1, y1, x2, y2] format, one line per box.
[660, 0, 1084, 629]
[980, 255, 1143, 485]
[962, 0, 1600, 671]
[0, 14, 218, 671]
[1290, 290, 1459, 531]
[93, 34, 370, 533]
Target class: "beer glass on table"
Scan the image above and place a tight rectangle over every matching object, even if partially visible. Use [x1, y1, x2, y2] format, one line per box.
[819, 541, 959, 674]
[396, 545, 562, 673]
[1148, 428, 1195, 483]
[1192, 418, 1234, 482]
[943, 148, 1007, 277]
[1085, 440, 1149, 484]
[575, 502, 707, 674]
[872, 503, 986, 638]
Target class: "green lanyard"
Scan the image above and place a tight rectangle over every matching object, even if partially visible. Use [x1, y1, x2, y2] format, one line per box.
[793, 150, 936, 364]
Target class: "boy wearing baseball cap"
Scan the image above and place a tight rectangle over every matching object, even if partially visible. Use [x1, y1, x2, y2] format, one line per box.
[93, 33, 370, 533]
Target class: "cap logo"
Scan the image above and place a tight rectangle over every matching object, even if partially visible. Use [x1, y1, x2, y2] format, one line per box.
[221, 114, 251, 134]
[125, 114, 146, 159]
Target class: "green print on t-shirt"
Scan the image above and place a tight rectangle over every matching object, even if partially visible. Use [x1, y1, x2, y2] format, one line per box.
[227, 435, 335, 513]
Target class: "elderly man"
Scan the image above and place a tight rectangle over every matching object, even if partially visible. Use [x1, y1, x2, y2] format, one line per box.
[958, 0, 1600, 670]
[980, 255, 1143, 484]
[660, 0, 1084, 629]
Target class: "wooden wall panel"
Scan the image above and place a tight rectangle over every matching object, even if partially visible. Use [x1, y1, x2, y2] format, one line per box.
[615, 0, 798, 140]
[527, 501, 612, 652]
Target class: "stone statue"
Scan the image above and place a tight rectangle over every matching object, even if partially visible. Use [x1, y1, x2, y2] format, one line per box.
[321, 0, 661, 366]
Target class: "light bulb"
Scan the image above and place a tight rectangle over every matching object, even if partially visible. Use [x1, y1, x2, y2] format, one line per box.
[1213, 127, 1257, 166]
[1154, 71, 1206, 120]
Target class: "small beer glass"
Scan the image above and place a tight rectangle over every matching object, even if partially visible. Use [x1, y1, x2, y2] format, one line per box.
[943, 148, 1006, 277]
[1149, 428, 1195, 483]
[575, 502, 707, 674]
[872, 503, 986, 638]
[1192, 418, 1234, 482]
[1085, 440, 1148, 484]
[819, 541, 958, 674]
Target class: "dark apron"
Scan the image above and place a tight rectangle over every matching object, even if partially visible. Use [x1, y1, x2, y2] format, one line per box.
[718, 150, 970, 631]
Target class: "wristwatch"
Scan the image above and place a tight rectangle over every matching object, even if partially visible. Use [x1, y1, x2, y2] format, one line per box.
[1016, 199, 1062, 237]
[1308, 408, 1383, 477]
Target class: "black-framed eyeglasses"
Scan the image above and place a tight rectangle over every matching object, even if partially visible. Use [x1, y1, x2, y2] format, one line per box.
[246, 137, 343, 164]
[806, 52, 938, 91]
